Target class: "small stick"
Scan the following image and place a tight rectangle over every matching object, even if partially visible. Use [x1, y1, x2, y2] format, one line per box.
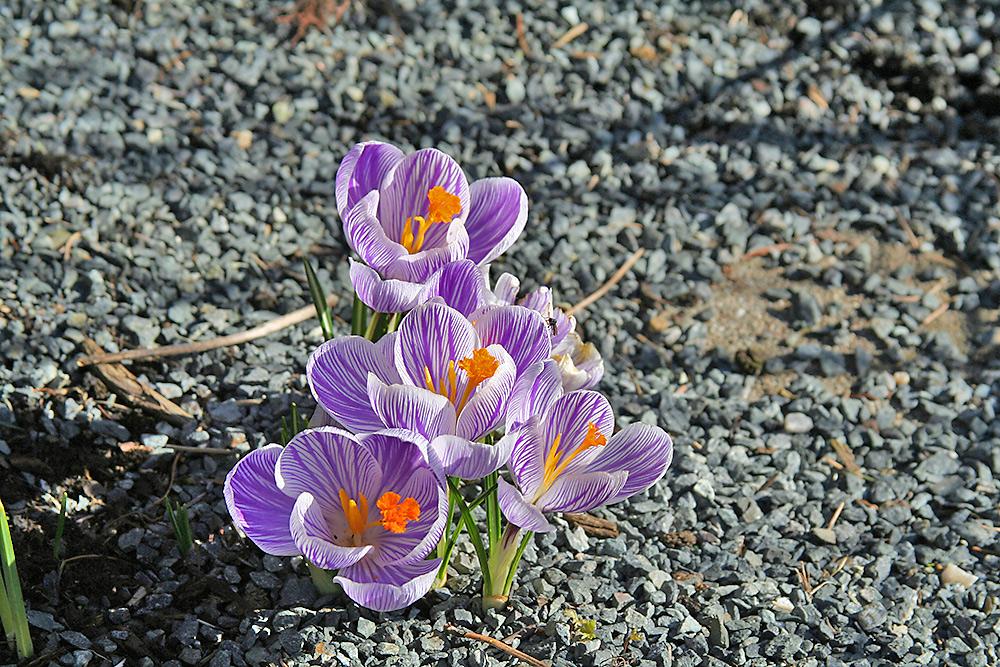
[827, 500, 845, 530]
[551, 22, 588, 50]
[894, 207, 921, 249]
[515, 13, 531, 56]
[77, 294, 339, 366]
[921, 300, 950, 326]
[566, 248, 644, 316]
[740, 242, 793, 261]
[445, 625, 551, 667]
[167, 445, 236, 456]
[756, 471, 780, 494]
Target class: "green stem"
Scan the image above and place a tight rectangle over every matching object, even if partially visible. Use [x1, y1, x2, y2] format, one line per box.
[447, 478, 491, 593]
[0, 498, 33, 658]
[351, 294, 370, 337]
[365, 311, 386, 340]
[307, 562, 339, 595]
[483, 522, 525, 609]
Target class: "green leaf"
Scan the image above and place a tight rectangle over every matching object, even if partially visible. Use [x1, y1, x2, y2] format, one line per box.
[447, 477, 491, 591]
[351, 294, 369, 337]
[53, 492, 68, 560]
[303, 257, 336, 341]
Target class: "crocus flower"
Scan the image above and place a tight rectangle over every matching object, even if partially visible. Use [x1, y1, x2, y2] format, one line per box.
[223, 427, 448, 611]
[308, 302, 549, 479]
[339, 141, 528, 313]
[497, 361, 673, 533]
[488, 271, 604, 391]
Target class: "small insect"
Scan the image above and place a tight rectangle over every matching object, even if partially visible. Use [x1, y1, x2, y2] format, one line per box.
[546, 317, 559, 336]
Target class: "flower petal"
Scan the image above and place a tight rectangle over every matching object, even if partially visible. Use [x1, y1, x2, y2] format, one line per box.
[349, 259, 426, 313]
[366, 375, 457, 441]
[534, 470, 627, 515]
[497, 477, 553, 533]
[465, 177, 529, 265]
[378, 148, 471, 246]
[455, 344, 515, 441]
[223, 445, 298, 555]
[539, 391, 614, 477]
[290, 492, 372, 570]
[342, 191, 409, 274]
[473, 305, 551, 376]
[357, 429, 445, 490]
[430, 433, 514, 479]
[587, 423, 674, 505]
[381, 227, 470, 283]
[276, 427, 383, 517]
[505, 419, 547, 501]
[491, 272, 520, 306]
[336, 141, 404, 216]
[422, 259, 487, 318]
[506, 359, 564, 430]
[307, 336, 400, 433]
[368, 466, 447, 566]
[335, 558, 442, 612]
[394, 303, 478, 389]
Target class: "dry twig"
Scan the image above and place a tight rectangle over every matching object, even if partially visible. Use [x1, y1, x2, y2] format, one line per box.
[77, 294, 338, 366]
[81, 339, 194, 425]
[446, 624, 551, 667]
[564, 512, 619, 538]
[566, 249, 644, 316]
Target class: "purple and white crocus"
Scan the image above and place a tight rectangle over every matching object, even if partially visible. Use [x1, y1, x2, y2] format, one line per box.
[308, 302, 549, 479]
[338, 141, 528, 313]
[224, 428, 447, 611]
[488, 271, 604, 391]
[497, 360, 673, 533]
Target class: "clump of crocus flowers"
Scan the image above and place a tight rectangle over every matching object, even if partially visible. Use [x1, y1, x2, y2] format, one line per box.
[224, 141, 674, 611]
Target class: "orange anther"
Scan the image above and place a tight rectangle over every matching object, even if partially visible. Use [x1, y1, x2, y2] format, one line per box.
[377, 492, 421, 533]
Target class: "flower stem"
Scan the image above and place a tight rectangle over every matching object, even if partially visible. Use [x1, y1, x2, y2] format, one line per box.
[483, 522, 531, 609]
[307, 562, 339, 596]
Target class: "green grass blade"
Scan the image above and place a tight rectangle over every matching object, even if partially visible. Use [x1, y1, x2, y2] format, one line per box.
[166, 499, 193, 555]
[303, 257, 336, 341]
[502, 531, 533, 596]
[351, 293, 369, 336]
[0, 498, 34, 658]
[446, 477, 491, 591]
[53, 492, 68, 560]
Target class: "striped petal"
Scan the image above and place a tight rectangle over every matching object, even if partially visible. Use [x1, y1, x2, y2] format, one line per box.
[506, 359, 564, 430]
[349, 259, 425, 313]
[275, 428, 383, 518]
[378, 148, 470, 246]
[289, 492, 372, 570]
[366, 375, 457, 441]
[223, 445, 298, 556]
[455, 344, 515, 441]
[473, 305, 551, 376]
[587, 423, 674, 504]
[430, 433, 514, 479]
[534, 470, 627, 515]
[307, 336, 399, 434]
[335, 558, 442, 612]
[336, 141, 404, 216]
[342, 191, 408, 274]
[394, 303, 478, 389]
[497, 477, 553, 533]
[465, 177, 529, 265]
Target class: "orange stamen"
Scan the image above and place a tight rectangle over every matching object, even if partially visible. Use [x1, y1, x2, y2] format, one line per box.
[541, 423, 607, 490]
[423, 349, 500, 413]
[376, 492, 421, 533]
[399, 187, 461, 254]
[456, 348, 499, 411]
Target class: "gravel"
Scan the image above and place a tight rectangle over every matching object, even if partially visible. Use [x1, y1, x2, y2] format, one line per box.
[2, 0, 1000, 665]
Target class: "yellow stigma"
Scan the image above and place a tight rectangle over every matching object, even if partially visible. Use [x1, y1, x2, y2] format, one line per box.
[423, 348, 499, 413]
[338, 489, 421, 545]
[540, 423, 607, 490]
[400, 186, 462, 254]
